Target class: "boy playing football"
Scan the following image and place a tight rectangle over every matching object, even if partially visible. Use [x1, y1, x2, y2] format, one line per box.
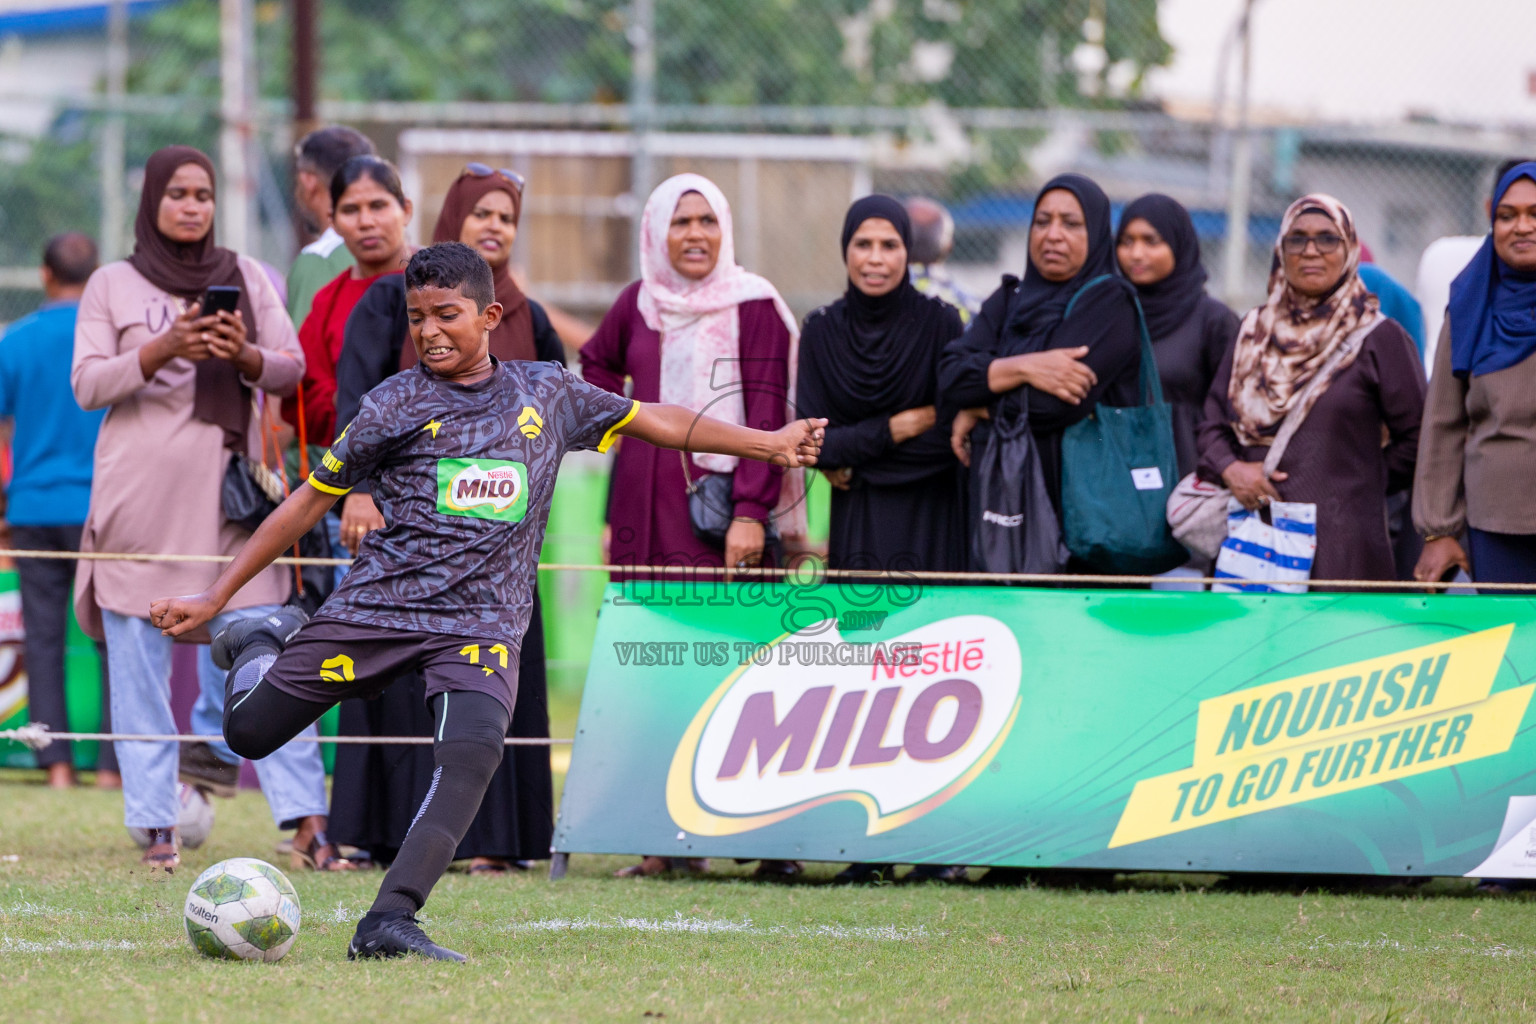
[151, 242, 824, 961]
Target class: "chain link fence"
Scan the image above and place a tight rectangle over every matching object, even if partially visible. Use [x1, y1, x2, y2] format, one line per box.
[0, 0, 1530, 321]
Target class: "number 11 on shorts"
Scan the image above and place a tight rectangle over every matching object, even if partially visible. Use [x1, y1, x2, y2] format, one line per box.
[459, 643, 510, 668]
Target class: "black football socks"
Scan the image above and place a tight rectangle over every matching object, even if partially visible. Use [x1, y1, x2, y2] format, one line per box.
[366, 690, 509, 920]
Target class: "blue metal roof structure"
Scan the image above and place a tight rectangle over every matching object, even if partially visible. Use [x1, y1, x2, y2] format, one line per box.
[0, 1, 168, 37]
[951, 193, 1283, 245]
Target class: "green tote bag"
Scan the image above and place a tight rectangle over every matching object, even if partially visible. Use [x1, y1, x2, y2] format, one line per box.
[1059, 275, 1189, 575]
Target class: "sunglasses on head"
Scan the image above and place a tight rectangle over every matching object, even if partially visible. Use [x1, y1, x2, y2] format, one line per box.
[463, 162, 526, 195]
[1280, 232, 1345, 255]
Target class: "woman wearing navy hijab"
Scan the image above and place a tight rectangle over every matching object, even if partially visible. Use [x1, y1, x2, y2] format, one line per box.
[798, 194, 967, 885]
[1414, 161, 1536, 588]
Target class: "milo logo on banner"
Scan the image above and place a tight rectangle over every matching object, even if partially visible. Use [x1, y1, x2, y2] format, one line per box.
[666, 615, 1022, 836]
[437, 458, 528, 522]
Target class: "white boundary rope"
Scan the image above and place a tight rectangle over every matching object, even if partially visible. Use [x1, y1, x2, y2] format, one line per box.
[0, 548, 1512, 591]
[0, 547, 1506, 753]
[0, 724, 567, 750]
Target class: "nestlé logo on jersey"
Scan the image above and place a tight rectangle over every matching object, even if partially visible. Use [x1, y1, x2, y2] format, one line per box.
[436, 458, 529, 522]
[666, 615, 1022, 836]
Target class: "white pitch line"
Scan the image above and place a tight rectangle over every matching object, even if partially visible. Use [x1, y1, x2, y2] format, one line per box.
[505, 914, 929, 941]
[0, 936, 138, 953]
[2, 903, 174, 924]
[0, 901, 74, 917]
[1305, 938, 1534, 958]
[328, 902, 367, 924]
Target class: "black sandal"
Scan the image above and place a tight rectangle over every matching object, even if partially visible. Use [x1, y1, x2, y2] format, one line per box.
[468, 859, 516, 876]
[753, 859, 804, 879]
[291, 829, 355, 872]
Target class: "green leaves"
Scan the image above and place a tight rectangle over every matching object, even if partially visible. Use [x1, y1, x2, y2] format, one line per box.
[126, 0, 1170, 109]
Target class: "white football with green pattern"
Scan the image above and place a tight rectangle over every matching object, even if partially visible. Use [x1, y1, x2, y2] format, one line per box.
[183, 858, 301, 962]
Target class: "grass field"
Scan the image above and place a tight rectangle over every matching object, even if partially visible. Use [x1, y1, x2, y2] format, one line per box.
[5, 772, 1536, 1023]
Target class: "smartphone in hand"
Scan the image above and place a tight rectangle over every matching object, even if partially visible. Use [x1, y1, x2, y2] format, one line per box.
[201, 285, 241, 316]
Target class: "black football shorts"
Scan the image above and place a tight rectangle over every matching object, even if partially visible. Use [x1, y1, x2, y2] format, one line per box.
[260, 615, 519, 718]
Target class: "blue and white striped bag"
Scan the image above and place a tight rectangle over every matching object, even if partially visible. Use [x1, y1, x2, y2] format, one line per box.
[1212, 498, 1317, 594]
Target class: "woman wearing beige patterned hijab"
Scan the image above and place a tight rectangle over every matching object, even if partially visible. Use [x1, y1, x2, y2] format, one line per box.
[1228, 194, 1381, 448]
[1195, 193, 1426, 582]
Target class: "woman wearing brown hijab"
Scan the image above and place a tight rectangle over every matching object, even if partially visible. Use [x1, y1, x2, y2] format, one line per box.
[326, 164, 563, 875]
[71, 145, 334, 871]
[1196, 193, 1426, 582]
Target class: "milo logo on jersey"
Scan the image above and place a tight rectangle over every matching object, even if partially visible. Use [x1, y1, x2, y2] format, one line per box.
[437, 458, 529, 522]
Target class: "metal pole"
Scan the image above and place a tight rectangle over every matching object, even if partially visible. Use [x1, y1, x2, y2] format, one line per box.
[219, 0, 257, 255]
[98, 0, 128, 261]
[548, 852, 569, 881]
[628, 0, 656, 280]
[1205, 15, 1237, 205]
[1221, 0, 1256, 305]
[289, 0, 318, 249]
[292, 0, 317, 135]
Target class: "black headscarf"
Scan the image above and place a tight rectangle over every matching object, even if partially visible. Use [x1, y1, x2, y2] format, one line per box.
[1001, 173, 1119, 354]
[802, 194, 952, 412]
[1118, 193, 1208, 340]
[840, 194, 917, 349]
[128, 145, 255, 451]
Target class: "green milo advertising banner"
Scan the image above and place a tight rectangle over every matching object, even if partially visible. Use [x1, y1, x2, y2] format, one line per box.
[555, 583, 1536, 876]
[0, 569, 109, 770]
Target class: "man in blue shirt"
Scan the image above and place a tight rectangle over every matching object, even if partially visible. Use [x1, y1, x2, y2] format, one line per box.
[1358, 243, 1427, 355]
[0, 233, 112, 789]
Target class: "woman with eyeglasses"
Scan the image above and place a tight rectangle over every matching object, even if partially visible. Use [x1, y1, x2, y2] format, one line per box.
[1195, 194, 1426, 583]
[325, 163, 565, 877]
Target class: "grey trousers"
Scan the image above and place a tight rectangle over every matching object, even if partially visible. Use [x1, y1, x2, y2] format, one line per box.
[12, 524, 116, 773]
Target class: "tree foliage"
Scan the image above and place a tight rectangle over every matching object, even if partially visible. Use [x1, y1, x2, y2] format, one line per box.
[0, 0, 1171, 269]
[127, 0, 1169, 108]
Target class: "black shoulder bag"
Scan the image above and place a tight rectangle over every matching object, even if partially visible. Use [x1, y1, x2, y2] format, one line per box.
[968, 387, 1068, 575]
[680, 452, 780, 551]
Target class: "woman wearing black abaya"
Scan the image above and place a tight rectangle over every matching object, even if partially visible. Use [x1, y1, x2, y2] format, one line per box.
[939, 173, 1142, 571]
[797, 195, 966, 886]
[1116, 194, 1238, 479]
[798, 195, 966, 576]
[327, 165, 562, 874]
